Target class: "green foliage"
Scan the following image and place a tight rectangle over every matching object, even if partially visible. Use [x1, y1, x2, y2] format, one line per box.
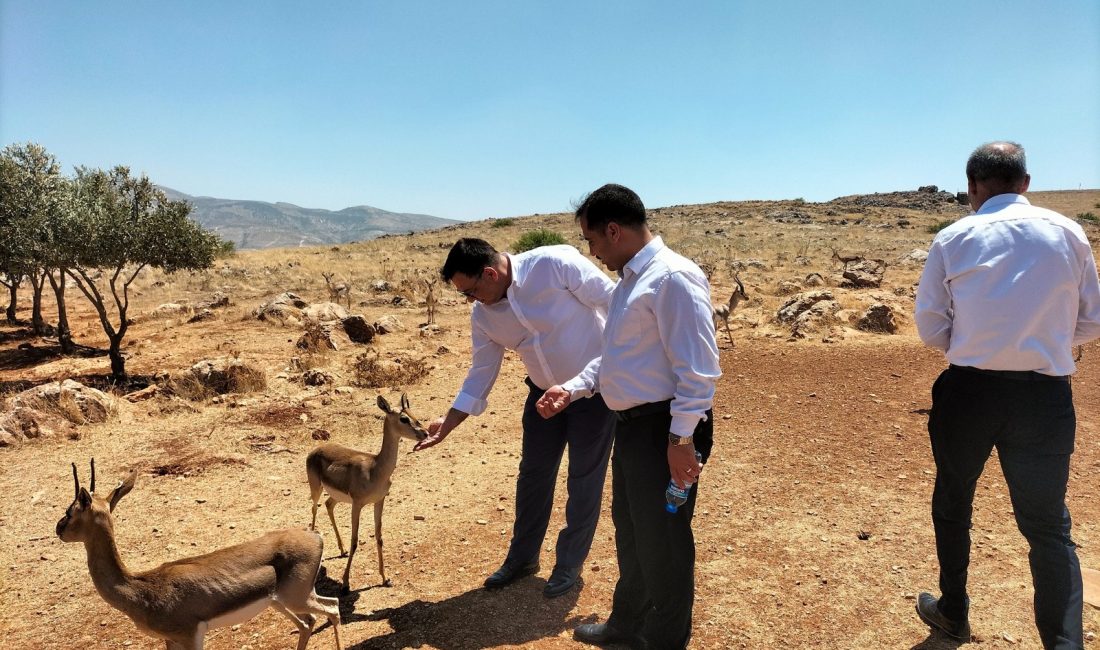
[926, 219, 956, 234]
[490, 217, 515, 228]
[216, 238, 237, 257]
[1077, 211, 1098, 223]
[512, 228, 567, 253]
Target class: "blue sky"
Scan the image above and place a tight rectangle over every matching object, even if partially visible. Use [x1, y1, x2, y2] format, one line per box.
[2, 1, 1098, 221]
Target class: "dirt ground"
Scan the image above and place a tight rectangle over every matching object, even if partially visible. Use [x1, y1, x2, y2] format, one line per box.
[2, 190, 1099, 649]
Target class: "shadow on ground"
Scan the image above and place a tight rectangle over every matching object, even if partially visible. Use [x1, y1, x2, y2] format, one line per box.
[333, 576, 590, 649]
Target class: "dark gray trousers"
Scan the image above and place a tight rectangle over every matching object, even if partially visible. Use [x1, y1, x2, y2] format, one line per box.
[607, 406, 713, 650]
[929, 365, 1083, 650]
[506, 379, 613, 569]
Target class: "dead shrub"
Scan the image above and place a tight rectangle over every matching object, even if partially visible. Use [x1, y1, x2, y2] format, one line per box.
[147, 439, 247, 477]
[351, 349, 430, 388]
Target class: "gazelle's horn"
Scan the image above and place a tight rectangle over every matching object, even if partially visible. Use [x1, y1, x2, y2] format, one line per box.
[72, 463, 79, 499]
[90, 458, 96, 494]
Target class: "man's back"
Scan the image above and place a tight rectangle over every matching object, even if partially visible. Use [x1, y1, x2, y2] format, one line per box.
[915, 193, 1100, 375]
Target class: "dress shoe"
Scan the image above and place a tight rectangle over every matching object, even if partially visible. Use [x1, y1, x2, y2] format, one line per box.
[543, 565, 581, 598]
[916, 592, 971, 641]
[483, 559, 539, 589]
[574, 622, 643, 647]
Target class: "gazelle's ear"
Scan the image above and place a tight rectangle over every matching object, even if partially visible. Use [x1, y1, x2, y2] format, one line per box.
[107, 471, 137, 512]
[77, 487, 92, 508]
[377, 395, 392, 413]
[400, 392, 410, 411]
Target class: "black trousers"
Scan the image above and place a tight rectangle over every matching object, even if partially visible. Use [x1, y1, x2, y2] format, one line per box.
[928, 365, 1082, 649]
[607, 406, 713, 650]
[506, 379, 614, 569]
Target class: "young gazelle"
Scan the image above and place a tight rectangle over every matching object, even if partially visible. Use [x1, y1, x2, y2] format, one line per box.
[712, 272, 749, 346]
[56, 460, 342, 650]
[307, 393, 428, 592]
[321, 272, 351, 309]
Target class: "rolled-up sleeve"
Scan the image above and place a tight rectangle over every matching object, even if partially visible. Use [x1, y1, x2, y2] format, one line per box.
[452, 317, 505, 416]
[915, 240, 953, 352]
[654, 271, 721, 436]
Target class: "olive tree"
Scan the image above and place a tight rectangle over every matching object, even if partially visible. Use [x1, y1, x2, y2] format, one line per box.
[67, 166, 222, 379]
[0, 143, 67, 333]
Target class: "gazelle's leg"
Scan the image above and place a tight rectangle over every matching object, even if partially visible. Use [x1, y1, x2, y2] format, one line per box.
[374, 498, 390, 586]
[272, 599, 313, 650]
[341, 502, 362, 592]
[308, 472, 324, 531]
[304, 592, 343, 650]
[724, 319, 734, 347]
[325, 497, 346, 555]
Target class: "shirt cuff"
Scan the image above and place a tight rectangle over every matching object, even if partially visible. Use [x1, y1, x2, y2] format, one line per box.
[561, 378, 593, 402]
[670, 413, 701, 438]
[452, 392, 487, 416]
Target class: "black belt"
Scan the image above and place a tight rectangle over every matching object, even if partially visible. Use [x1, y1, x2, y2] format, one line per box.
[950, 364, 1069, 383]
[614, 399, 673, 422]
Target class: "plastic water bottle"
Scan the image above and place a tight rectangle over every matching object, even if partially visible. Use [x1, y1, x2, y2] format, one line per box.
[665, 452, 703, 513]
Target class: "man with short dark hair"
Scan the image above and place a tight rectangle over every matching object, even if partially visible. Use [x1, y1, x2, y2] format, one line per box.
[538, 184, 721, 649]
[914, 142, 1100, 649]
[416, 237, 615, 599]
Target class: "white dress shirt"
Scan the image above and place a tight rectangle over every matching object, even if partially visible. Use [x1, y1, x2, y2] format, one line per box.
[915, 193, 1100, 376]
[452, 245, 615, 416]
[562, 237, 722, 437]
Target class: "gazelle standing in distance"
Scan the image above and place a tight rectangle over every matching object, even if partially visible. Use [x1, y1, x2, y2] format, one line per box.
[321, 272, 351, 309]
[56, 460, 342, 650]
[712, 272, 749, 346]
[307, 393, 428, 592]
[425, 278, 439, 325]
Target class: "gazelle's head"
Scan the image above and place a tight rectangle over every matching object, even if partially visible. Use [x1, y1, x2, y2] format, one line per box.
[377, 393, 428, 442]
[56, 459, 136, 543]
[732, 273, 748, 300]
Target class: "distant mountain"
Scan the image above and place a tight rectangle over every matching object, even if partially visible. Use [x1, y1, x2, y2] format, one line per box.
[159, 187, 460, 250]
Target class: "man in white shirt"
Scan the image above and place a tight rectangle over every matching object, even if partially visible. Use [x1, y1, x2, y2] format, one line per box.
[415, 238, 616, 598]
[914, 142, 1100, 649]
[537, 184, 721, 650]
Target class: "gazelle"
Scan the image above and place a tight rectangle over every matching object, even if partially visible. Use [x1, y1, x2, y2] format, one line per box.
[321, 273, 351, 309]
[425, 278, 438, 325]
[830, 247, 863, 269]
[56, 460, 342, 650]
[307, 393, 428, 592]
[712, 273, 748, 347]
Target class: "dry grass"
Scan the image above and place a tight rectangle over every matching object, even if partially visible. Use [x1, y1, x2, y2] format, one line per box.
[350, 348, 431, 387]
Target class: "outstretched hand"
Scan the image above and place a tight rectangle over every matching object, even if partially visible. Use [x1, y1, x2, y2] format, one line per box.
[414, 417, 450, 451]
[535, 385, 571, 419]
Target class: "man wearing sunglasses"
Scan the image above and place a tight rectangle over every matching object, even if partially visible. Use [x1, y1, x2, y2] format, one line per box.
[416, 237, 616, 599]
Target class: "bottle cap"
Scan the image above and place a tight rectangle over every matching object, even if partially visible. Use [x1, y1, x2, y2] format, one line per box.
[665, 502, 678, 513]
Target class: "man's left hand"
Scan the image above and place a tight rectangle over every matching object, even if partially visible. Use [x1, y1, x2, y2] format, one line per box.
[668, 442, 702, 489]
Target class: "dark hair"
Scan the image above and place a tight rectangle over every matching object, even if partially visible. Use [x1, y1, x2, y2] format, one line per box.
[574, 183, 646, 230]
[966, 142, 1027, 188]
[440, 238, 499, 281]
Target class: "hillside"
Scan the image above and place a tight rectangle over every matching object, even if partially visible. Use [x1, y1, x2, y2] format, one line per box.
[1, 188, 1098, 649]
[160, 187, 461, 249]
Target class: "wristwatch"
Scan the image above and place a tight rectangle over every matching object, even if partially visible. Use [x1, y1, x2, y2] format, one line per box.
[668, 434, 694, 446]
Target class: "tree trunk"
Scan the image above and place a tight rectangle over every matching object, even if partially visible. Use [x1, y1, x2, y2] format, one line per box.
[4, 281, 15, 322]
[48, 269, 75, 353]
[30, 271, 46, 335]
[109, 335, 126, 380]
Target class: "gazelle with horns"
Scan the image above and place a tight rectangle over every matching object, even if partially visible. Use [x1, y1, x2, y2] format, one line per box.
[307, 393, 428, 592]
[57, 460, 343, 650]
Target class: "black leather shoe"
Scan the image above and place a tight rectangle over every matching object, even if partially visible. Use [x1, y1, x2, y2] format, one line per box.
[574, 622, 640, 646]
[483, 559, 539, 589]
[543, 565, 581, 598]
[916, 592, 971, 641]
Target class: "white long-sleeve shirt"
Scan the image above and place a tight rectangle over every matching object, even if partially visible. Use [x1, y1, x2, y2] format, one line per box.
[452, 245, 615, 416]
[562, 237, 721, 437]
[915, 193, 1100, 376]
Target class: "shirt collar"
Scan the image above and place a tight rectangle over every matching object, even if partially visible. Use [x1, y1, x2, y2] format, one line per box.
[977, 193, 1030, 215]
[621, 236, 665, 280]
